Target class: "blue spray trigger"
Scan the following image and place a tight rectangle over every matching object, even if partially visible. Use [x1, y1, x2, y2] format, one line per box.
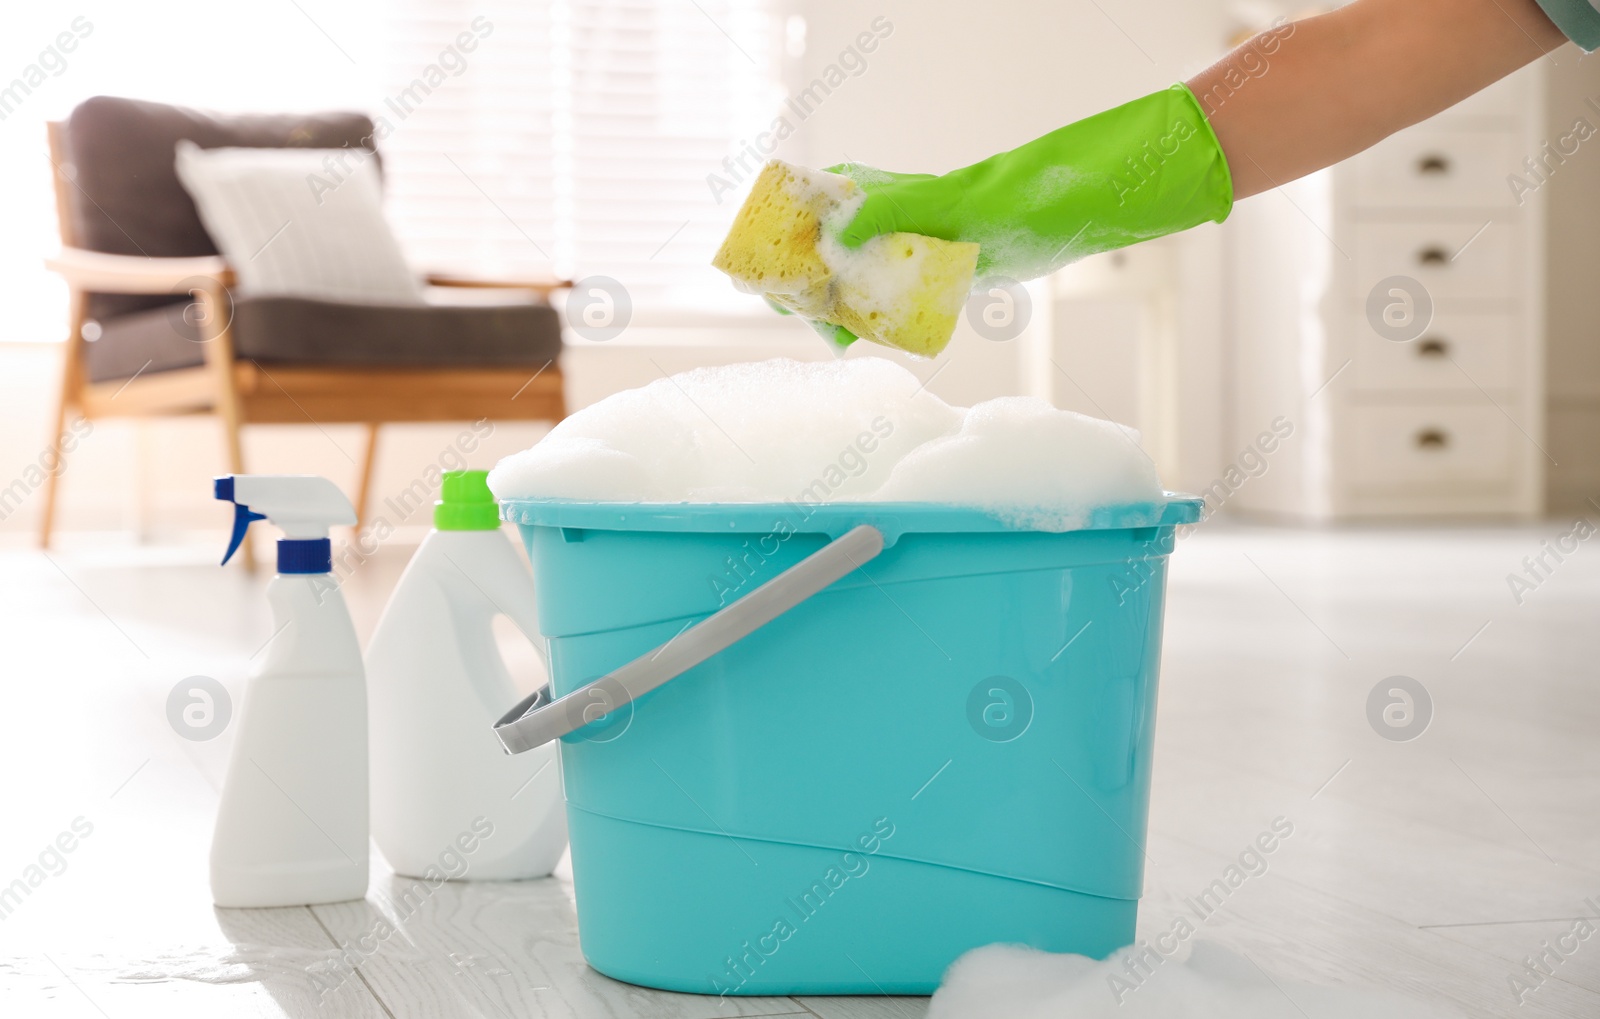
[215, 476, 266, 565]
[221, 505, 267, 565]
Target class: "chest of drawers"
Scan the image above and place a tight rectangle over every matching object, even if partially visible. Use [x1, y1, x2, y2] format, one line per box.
[1226, 65, 1545, 519]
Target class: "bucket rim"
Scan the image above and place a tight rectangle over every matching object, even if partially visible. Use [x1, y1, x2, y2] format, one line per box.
[500, 493, 1202, 541]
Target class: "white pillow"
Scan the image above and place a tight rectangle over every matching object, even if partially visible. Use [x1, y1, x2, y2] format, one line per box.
[174, 141, 423, 305]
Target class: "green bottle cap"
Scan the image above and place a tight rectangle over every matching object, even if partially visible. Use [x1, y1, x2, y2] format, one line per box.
[435, 470, 501, 531]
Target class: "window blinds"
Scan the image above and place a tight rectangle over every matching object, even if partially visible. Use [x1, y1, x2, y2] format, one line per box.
[375, 0, 779, 312]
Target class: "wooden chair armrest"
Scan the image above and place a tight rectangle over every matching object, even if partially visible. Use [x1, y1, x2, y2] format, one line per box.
[423, 273, 571, 298]
[44, 247, 234, 293]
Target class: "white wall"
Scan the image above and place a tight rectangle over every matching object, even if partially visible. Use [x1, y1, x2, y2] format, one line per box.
[784, 0, 1230, 172]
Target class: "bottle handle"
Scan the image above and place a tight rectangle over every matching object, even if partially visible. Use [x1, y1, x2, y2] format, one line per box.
[433, 538, 555, 718]
[493, 524, 885, 754]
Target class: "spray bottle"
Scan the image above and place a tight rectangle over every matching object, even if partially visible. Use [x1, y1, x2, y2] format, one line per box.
[367, 470, 566, 880]
[210, 475, 368, 907]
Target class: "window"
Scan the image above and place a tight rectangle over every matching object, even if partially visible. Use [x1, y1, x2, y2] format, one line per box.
[0, 0, 782, 345]
[376, 0, 780, 312]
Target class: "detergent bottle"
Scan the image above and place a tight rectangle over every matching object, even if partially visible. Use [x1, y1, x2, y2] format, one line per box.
[367, 470, 566, 880]
[210, 475, 368, 907]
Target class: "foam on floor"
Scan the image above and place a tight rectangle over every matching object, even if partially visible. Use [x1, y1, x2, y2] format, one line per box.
[488, 357, 1164, 529]
[928, 941, 1464, 1019]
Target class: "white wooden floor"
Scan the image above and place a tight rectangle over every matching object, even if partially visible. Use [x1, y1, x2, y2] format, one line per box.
[1, 522, 1596, 1018]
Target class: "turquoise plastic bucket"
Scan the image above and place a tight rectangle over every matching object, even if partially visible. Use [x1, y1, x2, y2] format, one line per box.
[500, 496, 1201, 996]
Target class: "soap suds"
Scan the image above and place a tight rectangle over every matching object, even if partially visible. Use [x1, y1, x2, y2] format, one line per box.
[929, 941, 1463, 1019]
[803, 167, 948, 301]
[489, 358, 1165, 529]
[874, 396, 1159, 529]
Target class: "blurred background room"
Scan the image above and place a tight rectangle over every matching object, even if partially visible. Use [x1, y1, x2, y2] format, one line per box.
[5, 0, 1599, 533]
[1, 1, 1596, 1017]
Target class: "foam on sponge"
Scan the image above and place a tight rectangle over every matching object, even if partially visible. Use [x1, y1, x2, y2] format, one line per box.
[712, 161, 979, 357]
[488, 357, 1164, 530]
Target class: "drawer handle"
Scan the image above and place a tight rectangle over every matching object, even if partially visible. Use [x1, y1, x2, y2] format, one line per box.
[1415, 428, 1450, 450]
[1417, 246, 1450, 266]
[1417, 338, 1449, 358]
[1417, 153, 1451, 175]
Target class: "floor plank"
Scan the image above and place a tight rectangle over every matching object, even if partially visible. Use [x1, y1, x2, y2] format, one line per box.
[790, 996, 929, 1018]
[1137, 830, 1600, 1019]
[310, 862, 806, 1018]
[0, 905, 386, 1019]
[1423, 918, 1600, 1000]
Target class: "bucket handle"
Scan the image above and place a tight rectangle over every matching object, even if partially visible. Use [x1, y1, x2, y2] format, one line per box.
[493, 524, 885, 754]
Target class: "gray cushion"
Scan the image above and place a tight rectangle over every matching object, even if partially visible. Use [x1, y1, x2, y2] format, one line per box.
[85, 296, 561, 383]
[83, 303, 205, 383]
[231, 297, 561, 367]
[87, 297, 566, 385]
[64, 96, 379, 322]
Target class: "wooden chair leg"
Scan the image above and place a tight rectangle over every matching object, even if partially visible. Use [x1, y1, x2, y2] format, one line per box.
[40, 291, 86, 549]
[38, 388, 74, 550]
[355, 423, 380, 536]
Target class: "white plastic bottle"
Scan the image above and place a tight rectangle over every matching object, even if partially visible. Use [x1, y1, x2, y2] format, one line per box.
[367, 470, 566, 880]
[210, 475, 369, 908]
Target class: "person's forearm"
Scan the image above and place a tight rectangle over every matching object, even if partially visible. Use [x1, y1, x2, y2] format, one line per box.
[1189, 0, 1566, 199]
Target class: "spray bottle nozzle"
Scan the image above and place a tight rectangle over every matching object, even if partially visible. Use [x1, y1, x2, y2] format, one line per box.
[215, 478, 266, 565]
[214, 475, 357, 572]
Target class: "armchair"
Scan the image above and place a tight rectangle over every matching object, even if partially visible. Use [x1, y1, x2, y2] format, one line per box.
[41, 96, 569, 557]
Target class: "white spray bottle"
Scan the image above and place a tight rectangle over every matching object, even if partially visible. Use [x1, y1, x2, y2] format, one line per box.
[367, 470, 566, 880]
[210, 475, 368, 907]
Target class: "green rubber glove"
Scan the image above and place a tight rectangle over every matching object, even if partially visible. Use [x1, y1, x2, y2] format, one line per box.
[767, 288, 861, 348]
[767, 299, 858, 350]
[807, 319, 858, 352]
[833, 84, 1233, 281]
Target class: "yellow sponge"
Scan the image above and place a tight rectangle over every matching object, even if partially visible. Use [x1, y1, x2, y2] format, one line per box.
[711, 161, 839, 300]
[712, 160, 979, 357]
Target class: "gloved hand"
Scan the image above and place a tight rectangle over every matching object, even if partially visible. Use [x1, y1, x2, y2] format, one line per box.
[830, 84, 1233, 282]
